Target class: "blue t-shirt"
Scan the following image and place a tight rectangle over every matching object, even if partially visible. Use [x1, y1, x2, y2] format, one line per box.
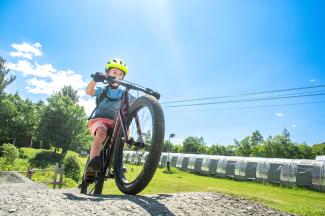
[93, 86, 124, 119]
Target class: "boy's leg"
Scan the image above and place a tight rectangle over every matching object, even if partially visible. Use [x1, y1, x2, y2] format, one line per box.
[85, 118, 114, 179]
[89, 127, 107, 160]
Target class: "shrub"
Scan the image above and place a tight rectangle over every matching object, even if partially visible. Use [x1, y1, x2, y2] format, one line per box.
[11, 158, 30, 171]
[0, 157, 29, 171]
[30, 151, 60, 168]
[64, 155, 81, 182]
[0, 157, 13, 170]
[1, 143, 18, 164]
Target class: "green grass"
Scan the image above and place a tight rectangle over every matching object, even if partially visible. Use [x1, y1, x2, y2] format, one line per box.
[19, 147, 45, 159]
[100, 167, 325, 216]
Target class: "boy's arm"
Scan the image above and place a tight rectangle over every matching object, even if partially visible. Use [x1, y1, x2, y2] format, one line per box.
[86, 80, 97, 96]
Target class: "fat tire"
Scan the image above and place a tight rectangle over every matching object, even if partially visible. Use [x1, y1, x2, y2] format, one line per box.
[114, 95, 165, 195]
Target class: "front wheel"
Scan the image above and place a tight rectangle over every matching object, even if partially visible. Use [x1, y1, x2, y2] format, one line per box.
[114, 95, 165, 194]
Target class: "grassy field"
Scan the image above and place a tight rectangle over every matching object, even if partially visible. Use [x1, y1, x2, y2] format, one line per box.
[100, 167, 325, 216]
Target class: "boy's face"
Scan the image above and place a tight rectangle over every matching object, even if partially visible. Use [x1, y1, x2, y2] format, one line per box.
[106, 67, 125, 87]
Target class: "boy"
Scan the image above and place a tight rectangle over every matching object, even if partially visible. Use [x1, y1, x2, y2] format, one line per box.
[85, 58, 128, 177]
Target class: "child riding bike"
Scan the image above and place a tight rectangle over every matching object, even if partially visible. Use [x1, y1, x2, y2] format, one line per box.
[85, 58, 129, 179]
[80, 60, 164, 195]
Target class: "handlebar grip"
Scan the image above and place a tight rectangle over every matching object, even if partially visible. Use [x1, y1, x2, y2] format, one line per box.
[152, 92, 160, 100]
[91, 73, 116, 83]
[146, 88, 160, 100]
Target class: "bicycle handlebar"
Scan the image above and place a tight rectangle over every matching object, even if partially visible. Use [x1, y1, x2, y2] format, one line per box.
[91, 74, 161, 100]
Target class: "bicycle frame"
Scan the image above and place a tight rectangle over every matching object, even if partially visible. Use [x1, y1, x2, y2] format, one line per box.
[89, 74, 160, 180]
[99, 86, 141, 179]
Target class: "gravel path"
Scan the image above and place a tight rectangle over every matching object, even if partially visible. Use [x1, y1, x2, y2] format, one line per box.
[0, 172, 295, 216]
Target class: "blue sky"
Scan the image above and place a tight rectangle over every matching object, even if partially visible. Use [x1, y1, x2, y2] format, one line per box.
[1, 0, 324, 145]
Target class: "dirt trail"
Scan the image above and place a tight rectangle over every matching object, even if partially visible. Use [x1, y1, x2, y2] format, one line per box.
[0, 171, 295, 216]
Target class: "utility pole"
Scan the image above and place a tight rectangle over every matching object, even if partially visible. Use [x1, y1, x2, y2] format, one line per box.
[167, 133, 175, 172]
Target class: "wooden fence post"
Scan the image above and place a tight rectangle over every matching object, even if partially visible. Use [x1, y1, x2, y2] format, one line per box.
[58, 164, 64, 189]
[27, 166, 34, 179]
[53, 163, 58, 189]
[53, 163, 64, 189]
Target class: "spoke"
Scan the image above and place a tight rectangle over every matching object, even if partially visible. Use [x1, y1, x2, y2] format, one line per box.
[88, 184, 95, 194]
[141, 109, 150, 128]
[123, 105, 154, 183]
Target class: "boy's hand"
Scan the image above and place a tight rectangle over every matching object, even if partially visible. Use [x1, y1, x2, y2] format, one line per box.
[92, 72, 106, 82]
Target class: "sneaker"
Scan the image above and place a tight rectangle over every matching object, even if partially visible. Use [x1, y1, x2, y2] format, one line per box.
[84, 156, 101, 182]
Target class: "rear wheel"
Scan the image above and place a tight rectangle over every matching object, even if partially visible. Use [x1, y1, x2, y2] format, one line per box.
[114, 95, 165, 194]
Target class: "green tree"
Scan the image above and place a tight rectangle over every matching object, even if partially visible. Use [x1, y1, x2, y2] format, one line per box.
[250, 130, 264, 155]
[0, 57, 16, 98]
[297, 143, 313, 159]
[173, 144, 183, 153]
[39, 92, 89, 162]
[251, 130, 264, 146]
[256, 129, 297, 158]
[58, 85, 79, 103]
[225, 144, 236, 156]
[208, 144, 228, 155]
[255, 136, 273, 157]
[0, 95, 19, 144]
[182, 136, 205, 154]
[0, 93, 42, 147]
[235, 136, 252, 156]
[312, 143, 325, 158]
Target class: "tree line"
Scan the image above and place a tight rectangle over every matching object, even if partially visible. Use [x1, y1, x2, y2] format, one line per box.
[1, 56, 324, 161]
[163, 129, 325, 159]
[0, 57, 91, 162]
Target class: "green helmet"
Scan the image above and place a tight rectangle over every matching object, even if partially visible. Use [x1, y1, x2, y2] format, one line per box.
[105, 58, 128, 75]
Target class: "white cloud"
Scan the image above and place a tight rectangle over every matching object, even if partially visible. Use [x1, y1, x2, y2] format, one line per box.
[8, 41, 94, 114]
[8, 60, 87, 95]
[292, 124, 297, 128]
[23, 69, 88, 95]
[309, 79, 316, 82]
[7, 60, 54, 77]
[10, 42, 42, 59]
[275, 112, 284, 117]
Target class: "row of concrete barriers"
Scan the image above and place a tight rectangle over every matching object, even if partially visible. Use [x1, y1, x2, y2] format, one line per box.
[123, 151, 325, 192]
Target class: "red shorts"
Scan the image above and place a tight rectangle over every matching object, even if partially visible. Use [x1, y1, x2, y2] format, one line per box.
[88, 117, 114, 136]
